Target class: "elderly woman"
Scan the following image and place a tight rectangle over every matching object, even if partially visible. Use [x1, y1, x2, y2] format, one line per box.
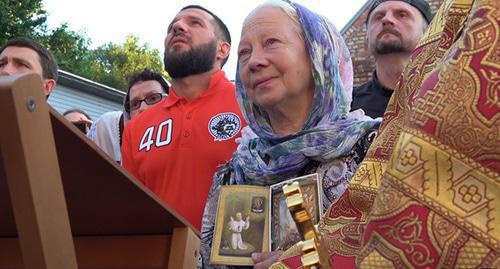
[200, 1, 380, 267]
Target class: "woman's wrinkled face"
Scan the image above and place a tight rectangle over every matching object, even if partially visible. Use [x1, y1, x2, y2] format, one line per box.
[238, 6, 313, 110]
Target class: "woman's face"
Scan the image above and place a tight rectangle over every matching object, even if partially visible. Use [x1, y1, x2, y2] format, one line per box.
[238, 6, 314, 110]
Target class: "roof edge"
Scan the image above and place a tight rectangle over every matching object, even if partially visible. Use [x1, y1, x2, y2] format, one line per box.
[57, 70, 125, 102]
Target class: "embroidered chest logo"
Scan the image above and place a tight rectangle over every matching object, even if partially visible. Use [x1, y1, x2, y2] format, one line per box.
[208, 112, 241, 141]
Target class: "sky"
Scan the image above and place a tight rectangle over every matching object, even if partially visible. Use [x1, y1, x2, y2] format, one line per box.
[42, 0, 368, 80]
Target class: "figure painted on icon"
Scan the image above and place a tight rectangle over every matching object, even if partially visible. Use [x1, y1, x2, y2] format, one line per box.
[228, 212, 250, 250]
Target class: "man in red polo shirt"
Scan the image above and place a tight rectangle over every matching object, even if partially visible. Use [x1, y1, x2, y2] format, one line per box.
[121, 5, 245, 231]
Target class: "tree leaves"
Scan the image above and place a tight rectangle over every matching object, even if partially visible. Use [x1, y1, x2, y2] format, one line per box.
[0, 0, 47, 44]
[87, 35, 167, 90]
[0, 0, 168, 91]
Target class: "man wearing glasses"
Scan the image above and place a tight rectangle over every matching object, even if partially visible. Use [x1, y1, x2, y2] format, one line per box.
[124, 68, 169, 120]
[87, 68, 168, 164]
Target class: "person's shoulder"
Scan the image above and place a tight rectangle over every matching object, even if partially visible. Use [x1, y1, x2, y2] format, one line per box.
[97, 111, 122, 123]
[213, 80, 241, 109]
[218, 76, 236, 92]
[353, 79, 373, 97]
[87, 111, 122, 139]
[351, 79, 375, 112]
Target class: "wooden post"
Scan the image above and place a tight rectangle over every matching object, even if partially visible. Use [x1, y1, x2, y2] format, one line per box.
[168, 227, 200, 269]
[0, 74, 78, 269]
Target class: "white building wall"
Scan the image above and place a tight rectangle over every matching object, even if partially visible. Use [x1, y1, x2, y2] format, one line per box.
[48, 84, 124, 120]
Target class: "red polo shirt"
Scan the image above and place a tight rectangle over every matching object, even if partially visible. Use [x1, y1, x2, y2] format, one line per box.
[122, 71, 245, 231]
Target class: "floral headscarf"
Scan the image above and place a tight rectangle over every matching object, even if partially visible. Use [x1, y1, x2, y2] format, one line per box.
[232, 0, 381, 185]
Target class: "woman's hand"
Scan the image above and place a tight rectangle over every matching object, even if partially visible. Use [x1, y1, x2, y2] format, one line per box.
[251, 251, 283, 269]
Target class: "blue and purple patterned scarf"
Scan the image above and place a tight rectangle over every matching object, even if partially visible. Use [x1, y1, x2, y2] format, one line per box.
[231, 1, 381, 185]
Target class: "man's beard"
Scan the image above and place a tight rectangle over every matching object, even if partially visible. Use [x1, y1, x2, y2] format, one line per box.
[164, 40, 217, 79]
[373, 26, 411, 55]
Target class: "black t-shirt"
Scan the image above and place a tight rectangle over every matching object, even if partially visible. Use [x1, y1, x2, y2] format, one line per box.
[351, 71, 394, 119]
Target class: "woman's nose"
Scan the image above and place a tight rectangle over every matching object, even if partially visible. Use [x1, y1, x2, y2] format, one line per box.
[247, 50, 268, 72]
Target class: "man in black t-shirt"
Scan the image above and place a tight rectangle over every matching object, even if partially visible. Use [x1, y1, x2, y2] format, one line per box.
[351, 0, 433, 118]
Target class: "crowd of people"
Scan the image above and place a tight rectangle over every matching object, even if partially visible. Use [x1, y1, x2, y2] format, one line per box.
[0, 0, 497, 268]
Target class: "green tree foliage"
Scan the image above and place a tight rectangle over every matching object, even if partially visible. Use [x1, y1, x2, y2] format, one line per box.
[89, 35, 166, 90]
[1, 0, 167, 91]
[40, 23, 94, 75]
[0, 0, 47, 44]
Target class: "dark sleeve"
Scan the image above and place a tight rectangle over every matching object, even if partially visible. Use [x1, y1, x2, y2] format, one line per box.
[353, 128, 378, 164]
[351, 81, 371, 113]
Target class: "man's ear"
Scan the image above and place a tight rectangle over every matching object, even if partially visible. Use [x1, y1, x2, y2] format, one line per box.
[216, 41, 231, 66]
[43, 79, 56, 97]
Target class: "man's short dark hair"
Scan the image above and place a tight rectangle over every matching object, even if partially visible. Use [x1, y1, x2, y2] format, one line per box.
[125, 68, 169, 112]
[0, 37, 59, 81]
[181, 5, 232, 67]
[63, 108, 92, 121]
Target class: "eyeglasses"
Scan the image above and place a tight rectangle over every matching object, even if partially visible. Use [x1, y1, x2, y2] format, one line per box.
[126, 93, 167, 112]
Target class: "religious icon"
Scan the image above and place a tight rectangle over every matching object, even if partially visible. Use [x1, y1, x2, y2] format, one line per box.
[251, 196, 265, 213]
[211, 186, 269, 266]
[269, 174, 322, 251]
[210, 174, 321, 265]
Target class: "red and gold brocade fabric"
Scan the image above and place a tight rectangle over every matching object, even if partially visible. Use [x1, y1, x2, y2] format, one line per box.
[276, 0, 499, 267]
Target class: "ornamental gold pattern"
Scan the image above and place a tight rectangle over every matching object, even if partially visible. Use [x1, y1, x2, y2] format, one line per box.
[360, 0, 499, 267]
[276, 0, 499, 267]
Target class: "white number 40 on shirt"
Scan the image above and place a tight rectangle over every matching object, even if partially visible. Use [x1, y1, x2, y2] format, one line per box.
[138, 119, 173, 152]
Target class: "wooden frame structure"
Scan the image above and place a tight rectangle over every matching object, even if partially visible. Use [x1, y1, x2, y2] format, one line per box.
[0, 74, 199, 269]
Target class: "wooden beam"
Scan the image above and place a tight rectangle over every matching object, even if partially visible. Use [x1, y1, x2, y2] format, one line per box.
[0, 235, 171, 269]
[0, 74, 77, 269]
[168, 227, 200, 269]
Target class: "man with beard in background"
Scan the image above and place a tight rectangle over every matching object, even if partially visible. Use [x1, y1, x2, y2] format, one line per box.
[121, 5, 245, 231]
[351, 0, 433, 118]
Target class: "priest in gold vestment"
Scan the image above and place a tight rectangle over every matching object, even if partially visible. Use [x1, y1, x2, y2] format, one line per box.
[275, 0, 499, 267]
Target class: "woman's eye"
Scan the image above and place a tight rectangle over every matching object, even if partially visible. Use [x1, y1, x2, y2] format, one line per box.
[238, 49, 250, 58]
[265, 38, 279, 46]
